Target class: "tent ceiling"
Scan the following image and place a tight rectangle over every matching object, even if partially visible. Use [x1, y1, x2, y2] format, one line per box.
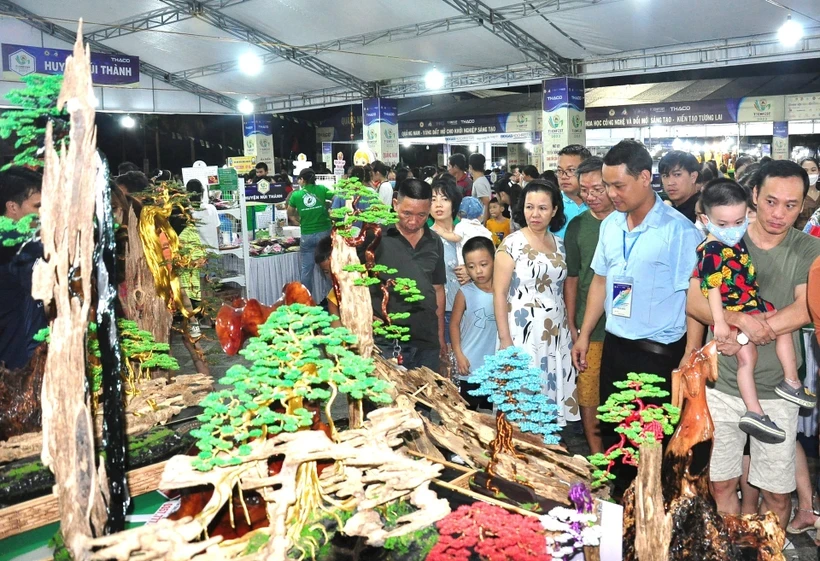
[1, 0, 819, 114]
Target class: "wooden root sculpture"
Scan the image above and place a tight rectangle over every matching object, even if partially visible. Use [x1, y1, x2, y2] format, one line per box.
[0, 344, 47, 440]
[29, 23, 108, 559]
[622, 341, 785, 561]
[330, 230, 374, 359]
[85, 408, 450, 561]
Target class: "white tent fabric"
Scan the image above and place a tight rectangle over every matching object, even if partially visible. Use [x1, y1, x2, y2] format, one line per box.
[1, 0, 819, 114]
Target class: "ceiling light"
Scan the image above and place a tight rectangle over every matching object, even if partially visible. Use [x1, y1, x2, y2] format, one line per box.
[424, 68, 445, 90]
[120, 115, 135, 128]
[238, 52, 263, 76]
[778, 14, 803, 47]
[238, 98, 254, 114]
[524, 142, 533, 151]
[401, 139, 412, 147]
[500, 158, 506, 165]
[357, 141, 368, 151]
[469, 145, 478, 152]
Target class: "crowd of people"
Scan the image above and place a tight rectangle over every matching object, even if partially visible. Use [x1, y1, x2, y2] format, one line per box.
[309, 142, 820, 535]
[4, 140, 820, 533]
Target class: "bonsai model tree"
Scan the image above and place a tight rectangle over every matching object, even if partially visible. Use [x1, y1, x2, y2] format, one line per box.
[588, 372, 680, 488]
[328, 176, 423, 348]
[190, 303, 394, 545]
[0, 74, 66, 170]
[467, 347, 561, 491]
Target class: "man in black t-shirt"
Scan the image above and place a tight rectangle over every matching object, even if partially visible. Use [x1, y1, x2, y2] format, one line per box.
[659, 150, 701, 223]
[369, 179, 446, 371]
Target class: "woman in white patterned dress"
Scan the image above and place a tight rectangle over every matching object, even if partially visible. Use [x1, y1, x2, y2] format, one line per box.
[493, 180, 579, 425]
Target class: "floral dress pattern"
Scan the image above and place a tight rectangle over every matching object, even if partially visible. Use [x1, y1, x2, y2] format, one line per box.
[499, 230, 579, 425]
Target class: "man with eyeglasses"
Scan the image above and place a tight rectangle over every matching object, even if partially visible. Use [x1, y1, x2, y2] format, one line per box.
[563, 156, 613, 456]
[554, 144, 591, 238]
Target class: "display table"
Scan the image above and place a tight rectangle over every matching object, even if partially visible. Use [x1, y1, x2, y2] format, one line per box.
[247, 252, 331, 305]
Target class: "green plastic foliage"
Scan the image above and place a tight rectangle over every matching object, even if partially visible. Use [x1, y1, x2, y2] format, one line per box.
[118, 318, 180, 372]
[0, 214, 39, 247]
[0, 74, 65, 170]
[328, 176, 397, 235]
[191, 304, 393, 471]
[588, 372, 680, 488]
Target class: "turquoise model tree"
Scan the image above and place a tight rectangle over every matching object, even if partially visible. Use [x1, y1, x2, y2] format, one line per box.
[329, 176, 422, 343]
[467, 347, 560, 491]
[0, 74, 66, 170]
[587, 372, 680, 488]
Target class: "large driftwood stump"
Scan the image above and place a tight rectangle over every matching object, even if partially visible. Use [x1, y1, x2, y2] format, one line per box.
[634, 443, 670, 561]
[30, 23, 107, 560]
[122, 208, 172, 344]
[330, 230, 374, 358]
[372, 357, 601, 503]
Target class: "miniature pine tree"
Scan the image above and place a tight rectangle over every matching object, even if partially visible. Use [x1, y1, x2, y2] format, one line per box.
[117, 319, 179, 390]
[0, 74, 66, 170]
[190, 303, 393, 471]
[328, 176, 423, 342]
[587, 372, 680, 488]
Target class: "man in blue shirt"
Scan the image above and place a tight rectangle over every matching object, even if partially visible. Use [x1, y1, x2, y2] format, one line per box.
[571, 140, 703, 495]
[554, 144, 590, 238]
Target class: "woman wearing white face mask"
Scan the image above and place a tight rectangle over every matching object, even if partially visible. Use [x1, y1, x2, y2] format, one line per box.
[796, 157, 820, 230]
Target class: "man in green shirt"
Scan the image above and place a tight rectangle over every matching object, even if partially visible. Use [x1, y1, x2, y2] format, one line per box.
[287, 168, 332, 295]
[687, 160, 820, 531]
[563, 156, 613, 455]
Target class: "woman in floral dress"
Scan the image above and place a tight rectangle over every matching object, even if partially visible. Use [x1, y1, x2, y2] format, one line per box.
[494, 180, 579, 425]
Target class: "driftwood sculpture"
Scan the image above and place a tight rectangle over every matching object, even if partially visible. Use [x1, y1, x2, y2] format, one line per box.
[122, 208, 173, 345]
[622, 341, 785, 561]
[371, 357, 602, 505]
[29, 24, 108, 559]
[85, 407, 450, 560]
[0, 344, 47, 440]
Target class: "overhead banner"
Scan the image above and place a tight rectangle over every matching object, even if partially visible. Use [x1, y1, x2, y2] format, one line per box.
[542, 77, 585, 171]
[736, 96, 785, 123]
[787, 93, 820, 120]
[586, 99, 738, 129]
[399, 111, 539, 138]
[362, 98, 399, 165]
[243, 114, 274, 170]
[1, 43, 139, 85]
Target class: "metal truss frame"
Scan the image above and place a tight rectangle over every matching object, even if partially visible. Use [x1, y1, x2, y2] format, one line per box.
[82, 1, 252, 43]
[175, 0, 607, 80]
[439, 0, 571, 74]
[158, 0, 375, 96]
[0, 0, 241, 111]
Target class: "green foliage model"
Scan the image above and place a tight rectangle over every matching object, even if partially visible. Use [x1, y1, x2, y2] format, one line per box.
[587, 373, 680, 488]
[190, 304, 393, 471]
[329, 176, 423, 343]
[0, 74, 66, 170]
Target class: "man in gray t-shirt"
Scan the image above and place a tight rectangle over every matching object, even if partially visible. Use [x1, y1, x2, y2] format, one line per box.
[687, 161, 820, 531]
[469, 153, 492, 223]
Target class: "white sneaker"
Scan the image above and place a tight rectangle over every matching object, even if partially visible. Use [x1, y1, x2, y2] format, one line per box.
[188, 321, 201, 338]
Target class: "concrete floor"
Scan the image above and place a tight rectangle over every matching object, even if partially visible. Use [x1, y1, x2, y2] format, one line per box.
[171, 324, 819, 560]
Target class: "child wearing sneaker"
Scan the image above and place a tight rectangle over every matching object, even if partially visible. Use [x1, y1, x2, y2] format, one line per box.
[696, 179, 815, 444]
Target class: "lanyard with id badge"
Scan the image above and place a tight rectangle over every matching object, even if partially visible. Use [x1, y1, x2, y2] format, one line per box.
[612, 231, 640, 318]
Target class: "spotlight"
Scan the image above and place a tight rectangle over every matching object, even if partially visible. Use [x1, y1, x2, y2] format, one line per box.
[401, 139, 412, 148]
[500, 158, 506, 165]
[524, 142, 533, 151]
[424, 68, 445, 90]
[238, 98, 254, 114]
[120, 115, 135, 128]
[238, 52, 263, 76]
[778, 14, 803, 47]
[357, 142, 368, 151]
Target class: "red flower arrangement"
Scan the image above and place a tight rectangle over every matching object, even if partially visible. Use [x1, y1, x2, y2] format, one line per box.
[426, 502, 551, 561]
